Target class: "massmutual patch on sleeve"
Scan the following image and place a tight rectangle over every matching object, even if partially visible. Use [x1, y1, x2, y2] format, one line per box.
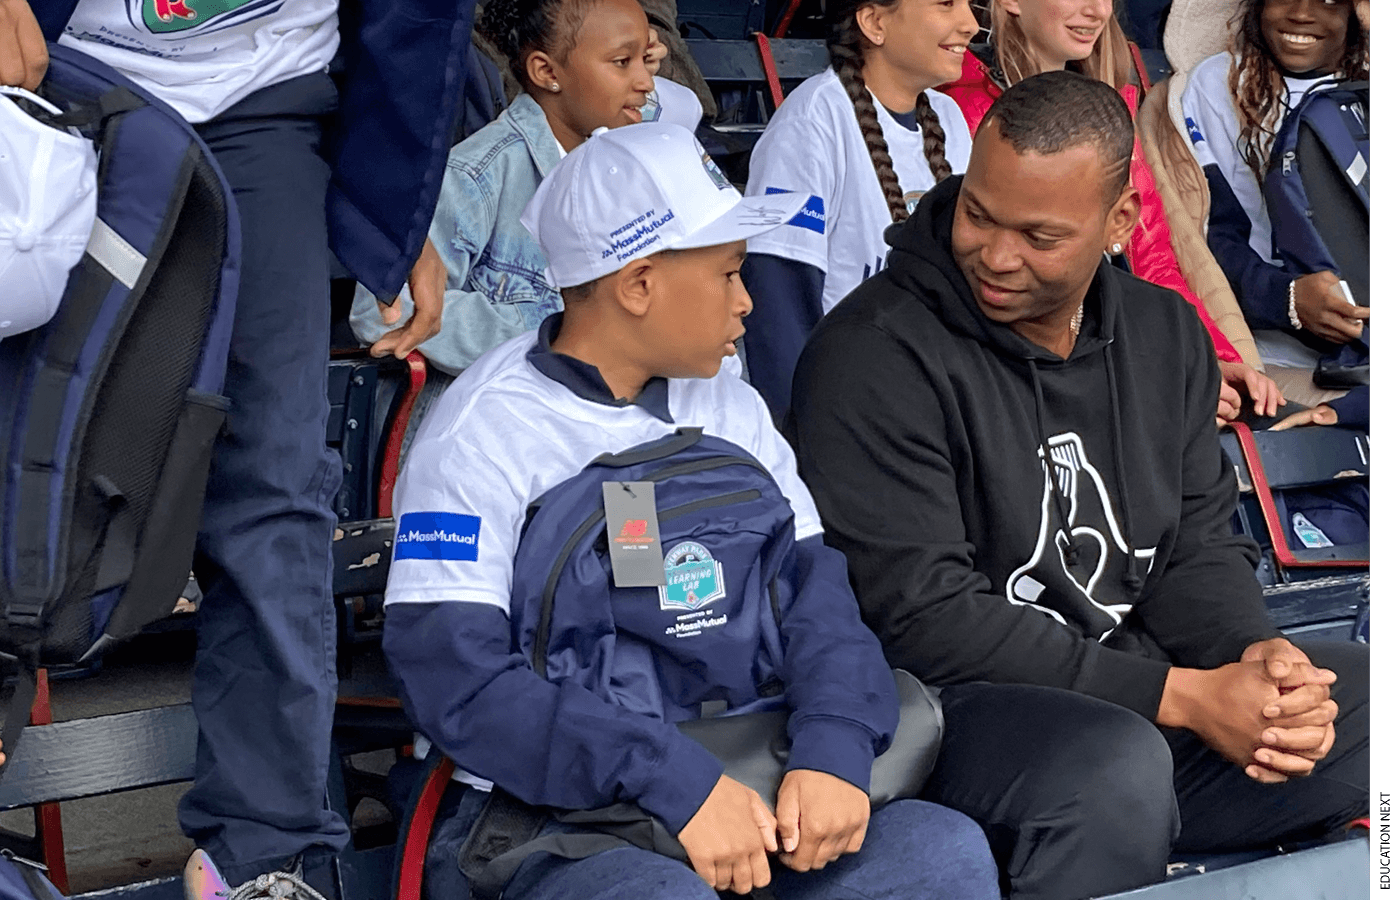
[764, 187, 826, 235]
[394, 511, 482, 561]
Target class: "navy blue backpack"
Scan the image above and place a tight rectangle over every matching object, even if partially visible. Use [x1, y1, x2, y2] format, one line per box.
[511, 427, 794, 720]
[0, 853, 63, 900]
[1264, 80, 1369, 307]
[0, 45, 238, 754]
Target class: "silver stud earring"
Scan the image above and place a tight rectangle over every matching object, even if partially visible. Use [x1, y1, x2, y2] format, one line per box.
[551, 82, 561, 92]
[1110, 242, 1123, 254]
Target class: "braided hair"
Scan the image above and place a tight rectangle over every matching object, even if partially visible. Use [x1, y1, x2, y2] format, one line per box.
[826, 0, 953, 223]
[1227, 0, 1368, 185]
[479, 0, 600, 90]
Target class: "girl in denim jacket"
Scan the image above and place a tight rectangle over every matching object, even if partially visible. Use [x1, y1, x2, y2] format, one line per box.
[349, 0, 701, 374]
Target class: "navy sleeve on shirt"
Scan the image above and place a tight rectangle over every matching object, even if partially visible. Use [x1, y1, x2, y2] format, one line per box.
[779, 536, 899, 792]
[383, 600, 723, 836]
[741, 253, 827, 424]
[1203, 164, 1296, 331]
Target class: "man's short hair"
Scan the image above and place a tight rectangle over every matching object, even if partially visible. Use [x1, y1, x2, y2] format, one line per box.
[981, 70, 1136, 203]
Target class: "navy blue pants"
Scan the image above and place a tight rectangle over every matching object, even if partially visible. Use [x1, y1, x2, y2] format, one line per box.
[180, 73, 350, 883]
[423, 783, 999, 900]
[925, 639, 1368, 900]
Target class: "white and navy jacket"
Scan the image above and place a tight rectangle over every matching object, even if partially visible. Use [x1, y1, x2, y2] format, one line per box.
[381, 314, 898, 836]
[1182, 53, 1328, 356]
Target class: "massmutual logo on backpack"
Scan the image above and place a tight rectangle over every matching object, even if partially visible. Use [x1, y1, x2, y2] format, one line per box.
[129, 0, 275, 36]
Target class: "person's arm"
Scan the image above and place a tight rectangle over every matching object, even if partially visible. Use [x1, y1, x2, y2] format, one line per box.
[383, 436, 723, 834]
[789, 320, 1172, 720]
[743, 117, 838, 421]
[1199, 165, 1295, 330]
[349, 165, 552, 375]
[384, 600, 722, 833]
[777, 536, 898, 789]
[1126, 154, 1243, 363]
[741, 254, 826, 422]
[1179, 75, 1296, 331]
[1128, 312, 1282, 667]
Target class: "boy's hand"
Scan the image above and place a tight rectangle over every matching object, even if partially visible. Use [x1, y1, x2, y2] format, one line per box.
[774, 769, 870, 873]
[0, 0, 47, 90]
[678, 775, 776, 894]
[371, 237, 446, 360]
[643, 27, 668, 76]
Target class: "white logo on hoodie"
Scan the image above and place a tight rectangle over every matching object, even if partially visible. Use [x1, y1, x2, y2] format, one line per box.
[1006, 433, 1157, 640]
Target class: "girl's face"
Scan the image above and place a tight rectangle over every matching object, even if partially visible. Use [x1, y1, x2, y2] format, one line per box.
[1259, 0, 1352, 74]
[868, 0, 980, 87]
[551, 0, 655, 142]
[999, 0, 1114, 72]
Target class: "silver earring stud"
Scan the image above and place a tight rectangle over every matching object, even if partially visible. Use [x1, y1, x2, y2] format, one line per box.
[1111, 242, 1123, 254]
[551, 82, 560, 92]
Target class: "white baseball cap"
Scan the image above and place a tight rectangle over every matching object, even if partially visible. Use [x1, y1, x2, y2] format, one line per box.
[520, 122, 811, 289]
[0, 86, 99, 340]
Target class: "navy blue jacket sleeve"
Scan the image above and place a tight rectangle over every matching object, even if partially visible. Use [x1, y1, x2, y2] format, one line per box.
[324, 0, 481, 299]
[1203, 164, 1296, 331]
[383, 601, 723, 836]
[778, 536, 899, 793]
[741, 254, 826, 424]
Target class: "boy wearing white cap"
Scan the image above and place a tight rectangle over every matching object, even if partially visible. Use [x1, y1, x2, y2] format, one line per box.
[380, 122, 998, 900]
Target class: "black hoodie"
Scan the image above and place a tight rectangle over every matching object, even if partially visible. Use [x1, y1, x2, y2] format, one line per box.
[789, 176, 1281, 720]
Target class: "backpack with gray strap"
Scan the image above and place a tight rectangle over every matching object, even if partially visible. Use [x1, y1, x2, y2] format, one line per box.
[0, 43, 239, 766]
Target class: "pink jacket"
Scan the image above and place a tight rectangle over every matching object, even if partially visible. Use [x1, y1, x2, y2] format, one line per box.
[940, 52, 1242, 364]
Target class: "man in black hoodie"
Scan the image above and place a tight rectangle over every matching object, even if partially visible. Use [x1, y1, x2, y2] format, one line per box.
[789, 71, 1368, 900]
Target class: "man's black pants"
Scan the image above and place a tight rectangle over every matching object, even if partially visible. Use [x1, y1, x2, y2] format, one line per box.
[921, 640, 1368, 900]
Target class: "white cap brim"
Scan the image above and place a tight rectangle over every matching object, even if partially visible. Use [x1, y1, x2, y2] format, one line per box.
[670, 191, 814, 251]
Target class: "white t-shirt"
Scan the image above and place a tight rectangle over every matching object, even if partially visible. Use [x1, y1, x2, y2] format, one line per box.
[388, 319, 824, 786]
[744, 67, 972, 314]
[61, 0, 340, 123]
[1182, 51, 1332, 369]
[387, 326, 823, 614]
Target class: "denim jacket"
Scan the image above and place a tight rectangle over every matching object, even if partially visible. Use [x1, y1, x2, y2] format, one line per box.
[350, 94, 562, 374]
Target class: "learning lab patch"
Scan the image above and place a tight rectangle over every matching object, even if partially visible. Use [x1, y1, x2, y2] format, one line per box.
[658, 541, 726, 611]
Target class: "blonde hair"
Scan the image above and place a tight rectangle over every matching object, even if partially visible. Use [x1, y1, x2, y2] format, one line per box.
[989, 0, 1133, 91]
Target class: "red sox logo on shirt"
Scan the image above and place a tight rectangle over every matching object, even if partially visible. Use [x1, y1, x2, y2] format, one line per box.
[1006, 432, 1157, 640]
[129, 0, 280, 36]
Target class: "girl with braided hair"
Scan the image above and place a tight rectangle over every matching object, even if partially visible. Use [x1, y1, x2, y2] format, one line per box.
[1182, 0, 1369, 426]
[740, 0, 977, 421]
[941, 0, 1287, 428]
[349, 0, 701, 376]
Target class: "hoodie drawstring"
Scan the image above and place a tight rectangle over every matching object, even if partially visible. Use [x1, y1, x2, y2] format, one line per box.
[1028, 351, 1143, 592]
[1028, 361, 1080, 567]
[1103, 350, 1144, 592]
